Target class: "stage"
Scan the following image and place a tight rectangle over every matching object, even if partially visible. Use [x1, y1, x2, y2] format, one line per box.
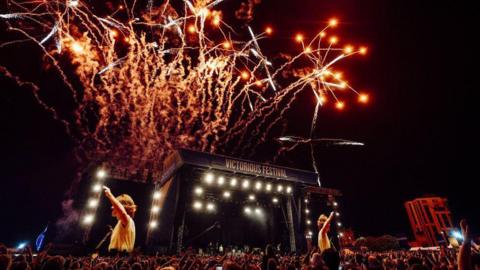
[80, 149, 343, 254]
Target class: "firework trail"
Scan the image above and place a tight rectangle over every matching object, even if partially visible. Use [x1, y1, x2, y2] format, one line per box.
[1, 0, 369, 177]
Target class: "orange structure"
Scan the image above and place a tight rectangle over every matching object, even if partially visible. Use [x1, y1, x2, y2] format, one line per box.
[405, 196, 454, 247]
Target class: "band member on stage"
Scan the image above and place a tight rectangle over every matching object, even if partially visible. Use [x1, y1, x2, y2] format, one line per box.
[102, 186, 137, 253]
[317, 212, 334, 253]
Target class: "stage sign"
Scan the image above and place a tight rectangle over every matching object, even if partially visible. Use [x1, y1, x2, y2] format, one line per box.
[160, 148, 319, 185]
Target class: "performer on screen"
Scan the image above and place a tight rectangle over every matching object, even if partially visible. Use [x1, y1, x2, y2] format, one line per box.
[317, 211, 334, 252]
[102, 186, 137, 253]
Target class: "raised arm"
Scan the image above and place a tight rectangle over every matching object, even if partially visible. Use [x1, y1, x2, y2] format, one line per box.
[103, 186, 129, 225]
[458, 219, 472, 270]
[320, 212, 335, 236]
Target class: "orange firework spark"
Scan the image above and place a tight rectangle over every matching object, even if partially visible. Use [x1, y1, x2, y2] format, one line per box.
[0, 0, 370, 175]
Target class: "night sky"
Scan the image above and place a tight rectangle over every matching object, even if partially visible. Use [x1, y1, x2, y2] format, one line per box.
[0, 0, 478, 246]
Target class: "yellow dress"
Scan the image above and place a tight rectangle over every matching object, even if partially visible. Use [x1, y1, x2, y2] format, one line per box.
[108, 216, 135, 252]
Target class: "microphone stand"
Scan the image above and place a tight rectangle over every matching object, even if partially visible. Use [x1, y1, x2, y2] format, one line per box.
[92, 226, 113, 256]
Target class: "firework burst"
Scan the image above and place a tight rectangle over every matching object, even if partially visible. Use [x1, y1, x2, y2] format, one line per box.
[1, 0, 369, 176]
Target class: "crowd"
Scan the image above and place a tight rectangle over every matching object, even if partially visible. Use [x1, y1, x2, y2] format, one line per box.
[0, 219, 478, 270]
[1, 187, 477, 270]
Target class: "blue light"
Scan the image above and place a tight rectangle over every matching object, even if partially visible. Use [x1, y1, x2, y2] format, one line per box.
[452, 231, 464, 240]
[17, 242, 27, 249]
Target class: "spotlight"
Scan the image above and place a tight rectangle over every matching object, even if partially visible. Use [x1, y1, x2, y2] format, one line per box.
[17, 242, 27, 249]
[83, 214, 94, 224]
[194, 187, 204, 195]
[149, 221, 158, 228]
[286, 186, 292, 194]
[153, 191, 161, 199]
[92, 183, 102, 192]
[205, 173, 214, 184]
[193, 201, 203, 210]
[242, 180, 250, 189]
[230, 178, 238, 187]
[151, 206, 160, 213]
[305, 209, 310, 214]
[254, 208, 262, 215]
[96, 169, 107, 179]
[277, 185, 283, 192]
[307, 220, 311, 225]
[248, 194, 256, 201]
[272, 197, 279, 203]
[223, 191, 231, 198]
[244, 207, 252, 214]
[265, 183, 272, 192]
[218, 176, 225, 186]
[304, 199, 309, 203]
[308, 231, 313, 236]
[255, 181, 262, 190]
[335, 212, 340, 217]
[337, 222, 342, 227]
[452, 230, 463, 240]
[88, 199, 99, 208]
[333, 201, 338, 207]
[206, 203, 215, 211]
[339, 232, 344, 237]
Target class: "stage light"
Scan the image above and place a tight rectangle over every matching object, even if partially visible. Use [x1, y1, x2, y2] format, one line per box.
[17, 242, 27, 249]
[83, 214, 94, 224]
[305, 209, 310, 214]
[335, 212, 340, 217]
[333, 201, 338, 207]
[272, 197, 279, 203]
[244, 207, 252, 214]
[205, 173, 214, 184]
[230, 178, 238, 187]
[248, 194, 256, 201]
[96, 169, 107, 179]
[88, 199, 99, 208]
[218, 176, 225, 186]
[304, 199, 309, 203]
[286, 186, 292, 194]
[254, 207, 262, 215]
[92, 183, 102, 192]
[206, 203, 215, 211]
[153, 191, 161, 199]
[255, 181, 262, 190]
[149, 221, 158, 228]
[265, 183, 272, 192]
[242, 180, 250, 189]
[193, 201, 203, 210]
[223, 191, 231, 198]
[151, 206, 160, 213]
[277, 185, 283, 192]
[194, 187, 204, 195]
[307, 220, 311, 225]
[452, 230, 463, 240]
[338, 233, 344, 238]
[337, 222, 342, 227]
[308, 231, 313, 236]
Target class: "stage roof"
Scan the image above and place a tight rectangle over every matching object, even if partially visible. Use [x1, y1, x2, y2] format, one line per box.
[160, 148, 319, 185]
